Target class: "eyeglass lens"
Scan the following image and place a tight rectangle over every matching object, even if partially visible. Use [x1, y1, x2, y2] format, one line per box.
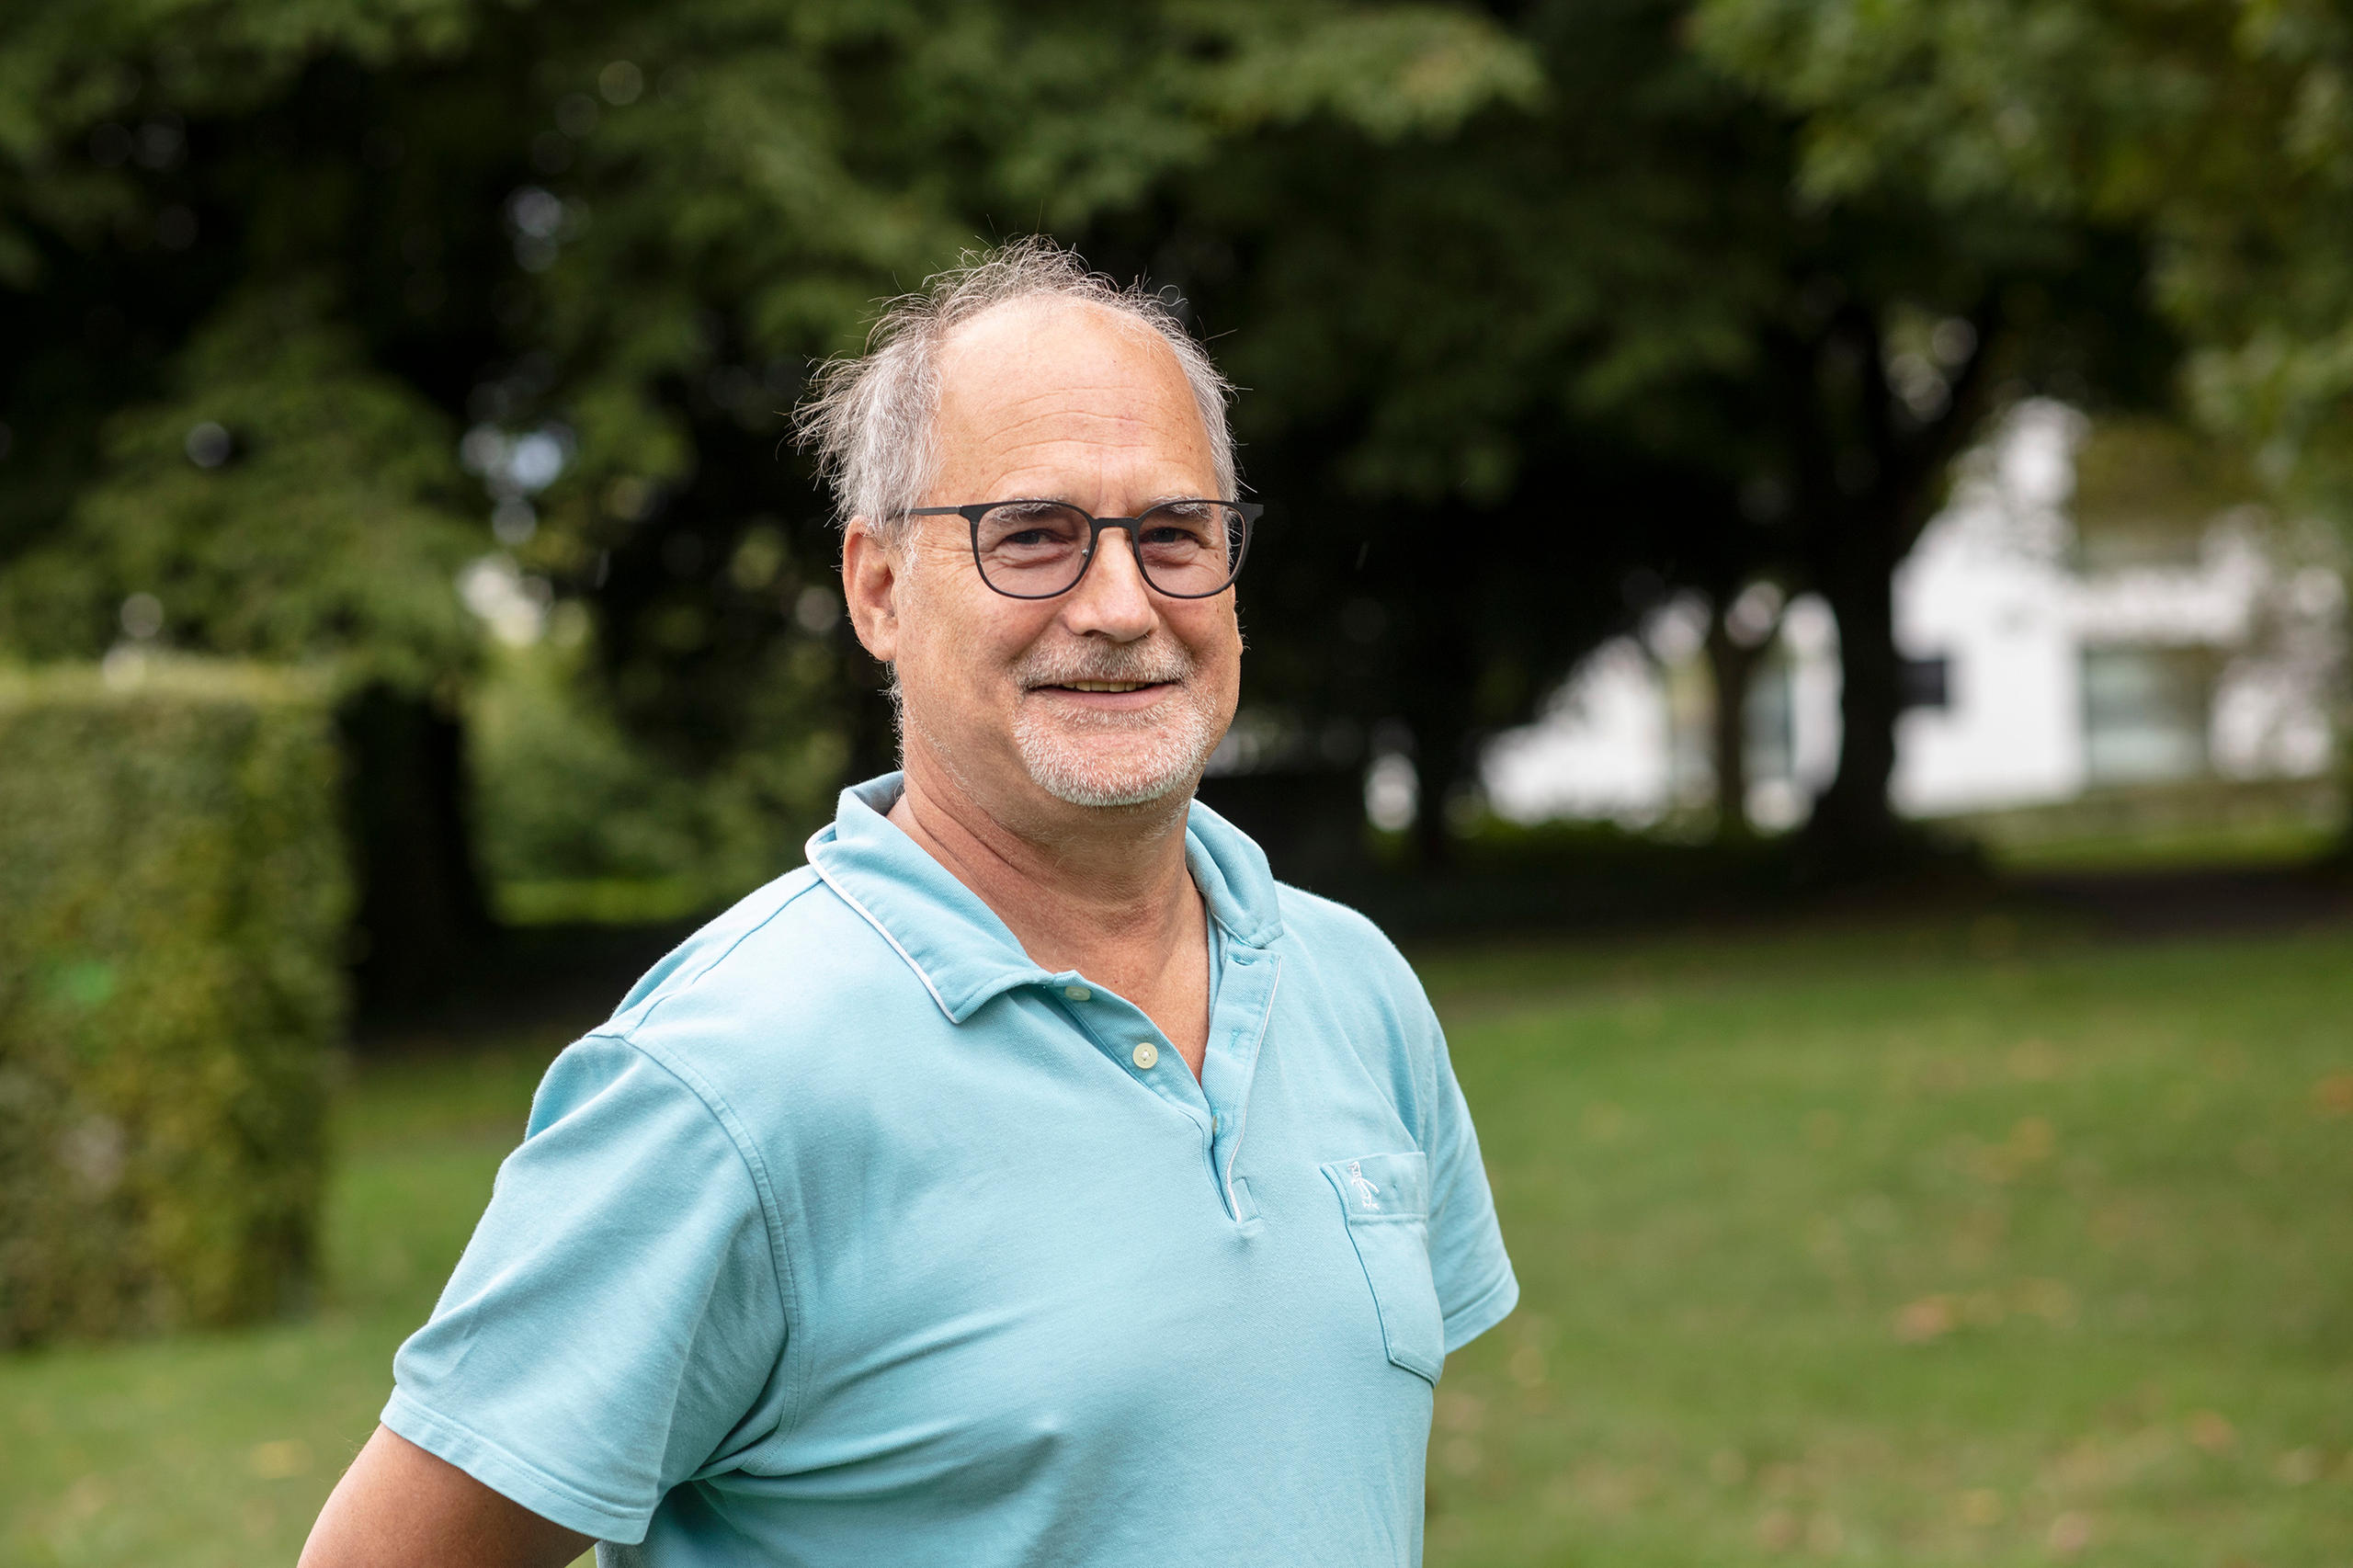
[974, 502, 1245, 598]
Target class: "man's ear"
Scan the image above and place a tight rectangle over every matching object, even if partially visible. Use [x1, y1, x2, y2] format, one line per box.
[840, 517, 902, 665]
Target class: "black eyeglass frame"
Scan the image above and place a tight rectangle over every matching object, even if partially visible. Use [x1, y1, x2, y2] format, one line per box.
[901, 499, 1262, 600]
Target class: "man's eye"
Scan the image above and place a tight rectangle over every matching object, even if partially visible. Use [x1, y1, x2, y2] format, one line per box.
[982, 505, 1085, 547]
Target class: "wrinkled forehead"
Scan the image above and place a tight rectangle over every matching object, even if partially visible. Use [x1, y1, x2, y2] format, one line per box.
[932, 299, 1215, 489]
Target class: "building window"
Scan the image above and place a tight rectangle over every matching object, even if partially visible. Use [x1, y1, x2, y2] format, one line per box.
[2082, 647, 2210, 785]
[1899, 655, 1951, 711]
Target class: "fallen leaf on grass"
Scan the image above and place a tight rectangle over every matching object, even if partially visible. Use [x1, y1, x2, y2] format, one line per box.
[2273, 1447, 2322, 1484]
[2047, 1512, 2093, 1555]
[248, 1438, 311, 1480]
[1895, 1294, 1956, 1343]
[2188, 1411, 2236, 1453]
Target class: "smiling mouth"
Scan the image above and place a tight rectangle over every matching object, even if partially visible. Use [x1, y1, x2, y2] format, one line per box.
[1048, 679, 1169, 693]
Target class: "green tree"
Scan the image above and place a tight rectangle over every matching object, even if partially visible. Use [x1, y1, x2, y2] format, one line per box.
[1692, 0, 2353, 496]
[2, 0, 2189, 906]
[0, 0, 1540, 970]
[0, 279, 493, 999]
[4, 285, 477, 683]
[1694, 0, 2350, 848]
[1095, 0, 2167, 858]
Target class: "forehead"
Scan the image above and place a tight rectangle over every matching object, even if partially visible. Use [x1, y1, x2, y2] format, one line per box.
[931, 299, 1212, 488]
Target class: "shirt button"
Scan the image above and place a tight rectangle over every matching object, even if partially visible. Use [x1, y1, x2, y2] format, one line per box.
[1131, 1041, 1159, 1071]
[1063, 984, 1090, 1001]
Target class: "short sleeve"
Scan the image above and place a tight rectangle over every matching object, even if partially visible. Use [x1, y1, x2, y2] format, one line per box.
[383, 1033, 788, 1543]
[1418, 1006, 1518, 1352]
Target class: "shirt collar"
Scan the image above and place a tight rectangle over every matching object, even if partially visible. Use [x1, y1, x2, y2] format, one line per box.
[804, 772, 1285, 1023]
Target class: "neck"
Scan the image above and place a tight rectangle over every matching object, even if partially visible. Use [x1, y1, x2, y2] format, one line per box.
[885, 742, 1200, 977]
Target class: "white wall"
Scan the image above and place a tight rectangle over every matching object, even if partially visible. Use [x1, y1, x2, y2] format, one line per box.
[1892, 401, 2086, 814]
[1484, 637, 1677, 825]
[1483, 398, 2342, 827]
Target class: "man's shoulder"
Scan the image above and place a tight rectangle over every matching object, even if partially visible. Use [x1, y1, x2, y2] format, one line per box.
[600, 863, 934, 1060]
[1267, 880, 1427, 1013]
[1269, 879, 1405, 960]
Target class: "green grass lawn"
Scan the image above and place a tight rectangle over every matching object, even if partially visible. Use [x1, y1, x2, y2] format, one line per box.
[6, 917, 2351, 1565]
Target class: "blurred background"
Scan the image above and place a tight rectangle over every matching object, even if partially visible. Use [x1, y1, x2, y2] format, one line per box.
[2, 0, 2349, 1562]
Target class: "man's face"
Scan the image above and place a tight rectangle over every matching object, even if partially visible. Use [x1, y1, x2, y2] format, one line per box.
[845, 299, 1243, 822]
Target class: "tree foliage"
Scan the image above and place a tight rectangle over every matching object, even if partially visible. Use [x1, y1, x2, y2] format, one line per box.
[3, 285, 479, 687]
[0, 663, 343, 1344]
[1692, 0, 2353, 508]
[1122, 0, 2170, 849]
[0, 0, 2270, 896]
[0, 0, 1540, 738]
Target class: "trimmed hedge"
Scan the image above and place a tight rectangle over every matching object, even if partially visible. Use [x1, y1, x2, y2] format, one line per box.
[0, 661, 347, 1346]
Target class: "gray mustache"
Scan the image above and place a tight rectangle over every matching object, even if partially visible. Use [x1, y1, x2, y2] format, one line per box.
[1017, 649, 1192, 688]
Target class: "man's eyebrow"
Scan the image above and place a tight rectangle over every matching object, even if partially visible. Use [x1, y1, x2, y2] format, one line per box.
[995, 494, 1210, 513]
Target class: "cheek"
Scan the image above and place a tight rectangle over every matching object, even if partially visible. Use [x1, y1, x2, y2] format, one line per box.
[894, 571, 1040, 706]
[1195, 606, 1245, 684]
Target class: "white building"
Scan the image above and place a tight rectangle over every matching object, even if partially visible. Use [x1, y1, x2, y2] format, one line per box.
[1484, 403, 2346, 829]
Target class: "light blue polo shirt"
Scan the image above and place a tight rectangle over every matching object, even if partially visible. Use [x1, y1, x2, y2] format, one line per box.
[385, 774, 1516, 1567]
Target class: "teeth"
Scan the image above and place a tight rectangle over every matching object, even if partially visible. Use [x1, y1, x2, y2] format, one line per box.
[1064, 681, 1147, 692]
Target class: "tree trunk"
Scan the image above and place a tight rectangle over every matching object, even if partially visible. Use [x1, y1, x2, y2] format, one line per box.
[1806, 517, 1904, 856]
[1783, 297, 2001, 868]
[1408, 713, 1465, 870]
[338, 685, 492, 1018]
[1704, 608, 1762, 842]
[1401, 610, 1478, 871]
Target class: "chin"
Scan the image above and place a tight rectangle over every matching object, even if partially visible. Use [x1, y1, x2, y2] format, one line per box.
[1014, 725, 1214, 811]
[1021, 751, 1199, 809]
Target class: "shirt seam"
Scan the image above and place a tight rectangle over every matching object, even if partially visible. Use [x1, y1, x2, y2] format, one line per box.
[585, 1026, 813, 1449]
[1441, 1266, 1520, 1352]
[382, 1387, 648, 1541]
[807, 847, 961, 1021]
[1221, 954, 1279, 1209]
[626, 872, 828, 1034]
[1416, 998, 1445, 1156]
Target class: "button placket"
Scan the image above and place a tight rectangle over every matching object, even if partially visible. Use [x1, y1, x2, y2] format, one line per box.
[1051, 980, 1210, 1131]
[1199, 948, 1279, 1224]
[1046, 962, 1266, 1214]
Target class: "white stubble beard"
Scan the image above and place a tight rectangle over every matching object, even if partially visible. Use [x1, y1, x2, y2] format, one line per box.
[1008, 639, 1228, 809]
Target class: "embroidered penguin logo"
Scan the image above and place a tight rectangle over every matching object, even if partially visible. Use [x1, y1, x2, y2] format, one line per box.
[1347, 1159, 1381, 1210]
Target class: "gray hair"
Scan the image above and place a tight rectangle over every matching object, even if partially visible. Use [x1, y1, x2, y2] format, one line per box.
[793, 237, 1238, 540]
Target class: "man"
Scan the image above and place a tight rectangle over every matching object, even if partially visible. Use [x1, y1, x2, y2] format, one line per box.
[301, 240, 1516, 1568]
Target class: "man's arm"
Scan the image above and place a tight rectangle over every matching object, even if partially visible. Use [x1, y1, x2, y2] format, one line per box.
[299, 1426, 594, 1568]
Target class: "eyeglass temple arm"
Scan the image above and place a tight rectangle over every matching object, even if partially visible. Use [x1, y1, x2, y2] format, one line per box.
[899, 502, 1260, 518]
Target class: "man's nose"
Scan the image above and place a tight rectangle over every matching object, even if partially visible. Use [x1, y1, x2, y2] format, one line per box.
[1060, 526, 1160, 641]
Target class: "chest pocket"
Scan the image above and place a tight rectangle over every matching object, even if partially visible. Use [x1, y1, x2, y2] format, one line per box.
[1321, 1151, 1445, 1383]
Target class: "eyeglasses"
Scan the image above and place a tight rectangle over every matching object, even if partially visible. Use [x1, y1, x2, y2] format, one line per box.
[901, 499, 1260, 600]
